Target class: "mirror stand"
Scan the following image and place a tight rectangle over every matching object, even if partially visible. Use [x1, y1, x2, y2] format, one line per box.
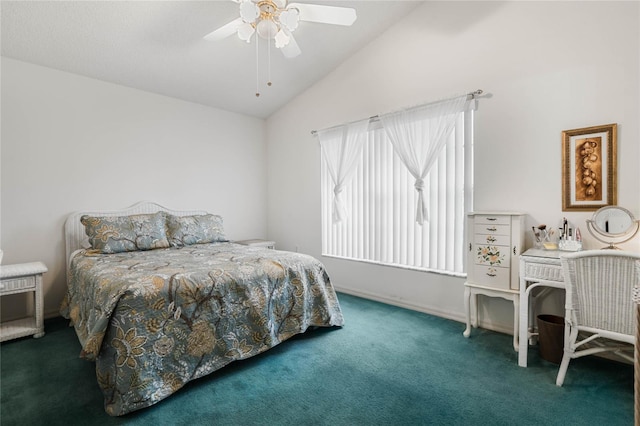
[586, 206, 640, 249]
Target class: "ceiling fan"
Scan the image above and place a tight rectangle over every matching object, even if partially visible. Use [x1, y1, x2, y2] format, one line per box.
[203, 0, 358, 59]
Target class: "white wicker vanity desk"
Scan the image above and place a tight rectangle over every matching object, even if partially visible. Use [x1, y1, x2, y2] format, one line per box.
[518, 249, 567, 367]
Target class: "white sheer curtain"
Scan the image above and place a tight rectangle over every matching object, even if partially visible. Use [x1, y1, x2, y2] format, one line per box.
[318, 120, 370, 223]
[379, 95, 470, 224]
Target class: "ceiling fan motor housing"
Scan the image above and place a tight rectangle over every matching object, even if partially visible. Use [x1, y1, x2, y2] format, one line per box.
[240, 0, 299, 42]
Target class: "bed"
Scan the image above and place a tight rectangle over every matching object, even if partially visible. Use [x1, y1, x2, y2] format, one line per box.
[60, 201, 344, 416]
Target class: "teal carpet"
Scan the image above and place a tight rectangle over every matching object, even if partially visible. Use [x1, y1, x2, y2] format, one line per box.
[1, 293, 633, 425]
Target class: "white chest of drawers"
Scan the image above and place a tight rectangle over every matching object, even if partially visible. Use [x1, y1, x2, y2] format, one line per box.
[0, 262, 48, 342]
[463, 212, 525, 350]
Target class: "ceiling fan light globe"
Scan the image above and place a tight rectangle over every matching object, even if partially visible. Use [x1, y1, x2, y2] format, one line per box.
[256, 19, 278, 39]
[239, 1, 260, 23]
[279, 9, 299, 32]
[237, 23, 255, 41]
[274, 29, 290, 48]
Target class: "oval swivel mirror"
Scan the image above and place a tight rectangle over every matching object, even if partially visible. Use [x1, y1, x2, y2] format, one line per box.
[586, 206, 640, 249]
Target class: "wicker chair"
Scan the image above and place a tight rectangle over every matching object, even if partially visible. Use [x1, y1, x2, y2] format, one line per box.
[556, 250, 640, 387]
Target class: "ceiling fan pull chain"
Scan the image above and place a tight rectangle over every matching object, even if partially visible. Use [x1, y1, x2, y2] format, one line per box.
[267, 36, 272, 87]
[255, 35, 260, 97]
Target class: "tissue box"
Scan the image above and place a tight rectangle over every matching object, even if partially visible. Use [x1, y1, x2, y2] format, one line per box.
[559, 240, 582, 251]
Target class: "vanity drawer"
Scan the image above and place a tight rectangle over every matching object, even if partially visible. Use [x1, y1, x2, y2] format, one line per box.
[0, 276, 36, 294]
[524, 261, 564, 282]
[470, 265, 511, 290]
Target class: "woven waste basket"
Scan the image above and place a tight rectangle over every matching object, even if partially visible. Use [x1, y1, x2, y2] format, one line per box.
[537, 314, 565, 364]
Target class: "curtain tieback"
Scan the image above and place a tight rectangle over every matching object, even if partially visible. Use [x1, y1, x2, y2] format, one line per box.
[414, 178, 428, 224]
[332, 184, 347, 223]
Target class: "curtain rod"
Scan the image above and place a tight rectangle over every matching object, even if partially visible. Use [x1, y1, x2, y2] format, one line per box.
[310, 89, 483, 136]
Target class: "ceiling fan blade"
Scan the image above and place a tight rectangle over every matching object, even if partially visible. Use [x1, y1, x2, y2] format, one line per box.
[288, 3, 357, 26]
[281, 31, 301, 58]
[203, 17, 243, 41]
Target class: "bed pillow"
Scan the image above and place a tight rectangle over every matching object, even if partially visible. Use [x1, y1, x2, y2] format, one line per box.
[166, 214, 227, 247]
[81, 212, 170, 254]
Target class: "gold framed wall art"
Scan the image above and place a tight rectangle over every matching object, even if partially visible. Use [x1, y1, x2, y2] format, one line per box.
[562, 123, 617, 211]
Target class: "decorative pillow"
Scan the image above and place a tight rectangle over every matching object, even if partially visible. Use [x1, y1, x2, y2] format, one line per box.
[81, 212, 170, 254]
[166, 214, 227, 247]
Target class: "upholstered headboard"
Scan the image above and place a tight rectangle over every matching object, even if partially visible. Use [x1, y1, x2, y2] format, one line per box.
[64, 201, 208, 274]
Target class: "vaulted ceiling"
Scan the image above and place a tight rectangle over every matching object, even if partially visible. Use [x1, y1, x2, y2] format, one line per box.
[1, 1, 421, 118]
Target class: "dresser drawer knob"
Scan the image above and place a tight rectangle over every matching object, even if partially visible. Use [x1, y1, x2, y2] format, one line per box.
[486, 226, 497, 232]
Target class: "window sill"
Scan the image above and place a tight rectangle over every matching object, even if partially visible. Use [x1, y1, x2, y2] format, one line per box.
[321, 254, 467, 278]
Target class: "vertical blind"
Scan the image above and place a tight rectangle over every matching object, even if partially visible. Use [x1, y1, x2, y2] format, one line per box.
[320, 111, 472, 275]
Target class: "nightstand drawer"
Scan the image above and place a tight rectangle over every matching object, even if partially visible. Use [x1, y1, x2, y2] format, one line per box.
[0, 276, 36, 294]
[235, 239, 276, 249]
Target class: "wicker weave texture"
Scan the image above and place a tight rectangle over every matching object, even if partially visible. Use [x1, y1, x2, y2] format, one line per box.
[636, 304, 639, 426]
[562, 250, 640, 336]
[524, 263, 564, 282]
[556, 250, 639, 387]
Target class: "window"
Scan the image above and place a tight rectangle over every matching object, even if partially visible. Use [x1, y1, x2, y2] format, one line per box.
[320, 107, 473, 276]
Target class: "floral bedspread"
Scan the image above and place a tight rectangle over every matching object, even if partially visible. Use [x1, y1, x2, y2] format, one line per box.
[60, 243, 344, 416]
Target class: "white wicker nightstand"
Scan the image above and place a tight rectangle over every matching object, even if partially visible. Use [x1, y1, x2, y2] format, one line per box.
[0, 262, 48, 342]
[235, 239, 276, 249]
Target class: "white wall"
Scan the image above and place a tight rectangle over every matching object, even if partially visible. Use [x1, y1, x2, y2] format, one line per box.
[266, 1, 640, 333]
[1, 58, 267, 319]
